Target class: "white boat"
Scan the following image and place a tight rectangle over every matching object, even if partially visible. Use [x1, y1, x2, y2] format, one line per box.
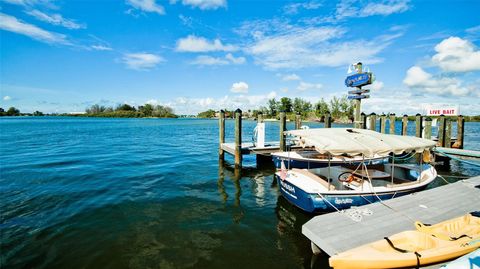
[275, 128, 438, 213]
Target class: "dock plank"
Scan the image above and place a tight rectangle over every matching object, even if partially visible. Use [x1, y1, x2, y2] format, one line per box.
[302, 176, 480, 259]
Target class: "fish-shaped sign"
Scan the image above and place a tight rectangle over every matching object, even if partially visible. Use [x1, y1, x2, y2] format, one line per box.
[345, 72, 372, 87]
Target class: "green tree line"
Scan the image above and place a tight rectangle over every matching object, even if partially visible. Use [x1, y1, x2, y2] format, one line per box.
[84, 103, 177, 118]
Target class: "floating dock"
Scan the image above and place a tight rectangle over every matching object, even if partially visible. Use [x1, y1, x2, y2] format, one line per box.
[303, 176, 480, 259]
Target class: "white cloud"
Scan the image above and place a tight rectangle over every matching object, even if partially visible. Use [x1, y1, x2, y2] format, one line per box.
[370, 80, 384, 91]
[230, 82, 249, 93]
[126, 0, 165, 15]
[176, 0, 226, 10]
[246, 24, 401, 69]
[0, 13, 69, 44]
[191, 55, 229, 65]
[121, 53, 165, 70]
[225, 53, 246, 64]
[282, 73, 301, 81]
[431, 37, 480, 72]
[170, 91, 278, 114]
[190, 53, 246, 66]
[176, 35, 237, 52]
[403, 66, 470, 96]
[91, 45, 112, 51]
[3, 96, 12, 101]
[296, 81, 322, 91]
[25, 10, 86, 29]
[335, 0, 410, 21]
[283, 1, 321, 15]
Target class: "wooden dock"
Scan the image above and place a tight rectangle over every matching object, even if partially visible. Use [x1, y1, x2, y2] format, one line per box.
[302, 176, 480, 258]
[220, 142, 306, 156]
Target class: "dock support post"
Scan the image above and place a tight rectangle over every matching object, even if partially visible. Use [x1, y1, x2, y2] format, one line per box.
[219, 110, 225, 161]
[295, 113, 301, 129]
[402, 114, 408, 136]
[324, 112, 331, 128]
[445, 118, 452, 148]
[234, 108, 242, 168]
[454, 115, 465, 149]
[257, 111, 263, 123]
[360, 113, 366, 129]
[389, 113, 396, 134]
[279, 111, 286, 152]
[415, 113, 423, 138]
[424, 117, 432, 140]
[369, 113, 376, 131]
[380, 114, 386, 134]
[438, 115, 446, 147]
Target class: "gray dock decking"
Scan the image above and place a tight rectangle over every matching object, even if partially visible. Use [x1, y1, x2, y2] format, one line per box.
[220, 142, 307, 156]
[302, 176, 480, 258]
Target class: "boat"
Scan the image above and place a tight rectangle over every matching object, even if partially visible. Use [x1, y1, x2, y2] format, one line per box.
[272, 150, 388, 169]
[329, 213, 480, 268]
[440, 249, 480, 269]
[275, 128, 437, 212]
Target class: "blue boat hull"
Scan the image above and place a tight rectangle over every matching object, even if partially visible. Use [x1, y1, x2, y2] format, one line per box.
[273, 156, 387, 169]
[276, 175, 429, 213]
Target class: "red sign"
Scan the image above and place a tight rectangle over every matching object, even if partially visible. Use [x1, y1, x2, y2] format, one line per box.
[425, 105, 459, 116]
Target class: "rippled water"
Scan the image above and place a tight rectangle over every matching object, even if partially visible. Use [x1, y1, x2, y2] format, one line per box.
[1, 117, 479, 269]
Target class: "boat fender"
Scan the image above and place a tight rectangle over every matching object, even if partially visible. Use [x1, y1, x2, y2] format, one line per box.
[384, 237, 422, 269]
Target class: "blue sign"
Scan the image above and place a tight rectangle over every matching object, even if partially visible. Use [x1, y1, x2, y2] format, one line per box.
[348, 89, 370, 94]
[345, 73, 372, 87]
[348, 94, 370, 100]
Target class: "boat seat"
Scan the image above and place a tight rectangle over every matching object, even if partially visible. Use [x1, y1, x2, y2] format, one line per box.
[351, 169, 390, 179]
[292, 168, 336, 190]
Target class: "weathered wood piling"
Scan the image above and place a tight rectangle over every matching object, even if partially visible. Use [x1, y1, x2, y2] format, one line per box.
[454, 115, 465, 149]
[369, 113, 376, 131]
[279, 111, 286, 152]
[380, 114, 386, 134]
[234, 108, 242, 168]
[324, 112, 332, 128]
[424, 117, 432, 140]
[295, 113, 301, 129]
[415, 113, 422, 138]
[219, 110, 225, 161]
[438, 115, 446, 147]
[401, 114, 408, 136]
[389, 113, 395, 134]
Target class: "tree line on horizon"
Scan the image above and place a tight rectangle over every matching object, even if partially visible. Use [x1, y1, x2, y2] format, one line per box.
[84, 103, 177, 118]
[197, 96, 356, 122]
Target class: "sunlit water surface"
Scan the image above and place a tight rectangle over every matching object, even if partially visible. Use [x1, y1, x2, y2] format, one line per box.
[1, 117, 479, 269]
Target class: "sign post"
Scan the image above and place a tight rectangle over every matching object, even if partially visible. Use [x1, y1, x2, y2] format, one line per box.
[345, 62, 374, 129]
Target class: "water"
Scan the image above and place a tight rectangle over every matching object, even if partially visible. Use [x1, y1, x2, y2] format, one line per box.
[1, 117, 479, 269]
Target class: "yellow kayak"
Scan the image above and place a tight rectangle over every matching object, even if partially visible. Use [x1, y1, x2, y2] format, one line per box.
[329, 213, 480, 269]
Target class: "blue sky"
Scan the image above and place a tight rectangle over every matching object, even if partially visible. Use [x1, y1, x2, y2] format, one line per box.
[1, 0, 479, 115]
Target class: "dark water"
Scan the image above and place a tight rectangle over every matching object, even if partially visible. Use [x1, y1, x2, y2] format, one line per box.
[1, 118, 479, 269]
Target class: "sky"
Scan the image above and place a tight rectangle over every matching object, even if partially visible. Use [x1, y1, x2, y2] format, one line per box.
[0, 0, 479, 115]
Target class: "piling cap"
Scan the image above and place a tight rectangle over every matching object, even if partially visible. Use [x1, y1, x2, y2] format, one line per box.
[390, 113, 396, 116]
[415, 113, 422, 116]
[220, 109, 225, 113]
[235, 108, 242, 114]
[361, 112, 365, 116]
[257, 111, 263, 115]
[370, 112, 376, 116]
[403, 114, 408, 117]
[325, 111, 330, 115]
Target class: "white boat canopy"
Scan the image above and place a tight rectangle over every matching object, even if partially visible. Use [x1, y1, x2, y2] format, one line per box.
[286, 128, 436, 157]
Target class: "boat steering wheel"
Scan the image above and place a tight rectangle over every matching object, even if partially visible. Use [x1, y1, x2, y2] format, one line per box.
[338, 172, 355, 183]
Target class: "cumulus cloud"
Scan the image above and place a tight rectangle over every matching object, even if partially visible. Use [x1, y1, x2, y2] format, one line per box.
[431, 37, 480, 72]
[370, 80, 384, 91]
[282, 73, 301, 81]
[230, 82, 249, 93]
[225, 53, 246, 64]
[25, 10, 86, 29]
[121, 52, 165, 70]
[172, 0, 226, 10]
[3, 96, 12, 101]
[403, 66, 470, 96]
[176, 35, 237, 52]
[0, 12, 69, 44]
[126, 0, 165, 15]
[296, 81, 322, 91]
